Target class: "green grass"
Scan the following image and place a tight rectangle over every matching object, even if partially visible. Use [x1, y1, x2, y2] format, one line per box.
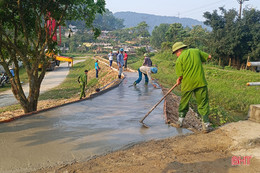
[128, 50, 260, 126]
[0, 104, 22, 114]
[39, 58, 96, 100]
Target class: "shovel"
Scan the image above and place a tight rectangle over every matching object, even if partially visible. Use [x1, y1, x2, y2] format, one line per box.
[140, 83, 178, 128]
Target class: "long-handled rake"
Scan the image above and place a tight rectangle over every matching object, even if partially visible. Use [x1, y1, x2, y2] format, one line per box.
[140, 83, 178, 128]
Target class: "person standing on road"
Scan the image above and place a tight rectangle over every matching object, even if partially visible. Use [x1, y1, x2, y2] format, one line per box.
[78, 70, 88, 99]
[117, 48, 124, 79]
[172, 42, 212, 133]
[9, 68, 15, 77]
[124, 51, 128, 69]
[108, 51, 113, 69]
[133, 66, 158, 88]
[95, 60, 101, 78]
[143, 53, 152, 67]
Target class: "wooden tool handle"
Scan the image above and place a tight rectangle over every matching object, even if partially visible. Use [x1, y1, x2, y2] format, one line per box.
[140, 83, 178, 123]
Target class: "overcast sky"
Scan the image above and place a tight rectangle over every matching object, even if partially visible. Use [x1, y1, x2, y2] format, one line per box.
[105, 0, 259, 21]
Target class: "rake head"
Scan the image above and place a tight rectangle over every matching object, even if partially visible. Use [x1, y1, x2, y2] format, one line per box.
[140, 120, 149, 128]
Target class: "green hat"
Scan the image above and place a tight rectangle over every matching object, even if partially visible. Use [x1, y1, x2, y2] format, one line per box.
[172, 42, 187, 54]
[144, 53, 149, 57]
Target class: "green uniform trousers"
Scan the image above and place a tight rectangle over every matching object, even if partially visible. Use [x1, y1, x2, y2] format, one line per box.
[80, 83, 86, 99]
[179, 86, 209, 123]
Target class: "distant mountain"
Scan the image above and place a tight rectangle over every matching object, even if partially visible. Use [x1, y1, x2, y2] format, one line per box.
[114, 11, 210, 33]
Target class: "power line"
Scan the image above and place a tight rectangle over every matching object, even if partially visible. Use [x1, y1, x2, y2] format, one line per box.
[180, 0, 227, 15]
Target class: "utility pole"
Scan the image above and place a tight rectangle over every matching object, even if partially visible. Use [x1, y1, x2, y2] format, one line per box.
[237, 0, 249, 18]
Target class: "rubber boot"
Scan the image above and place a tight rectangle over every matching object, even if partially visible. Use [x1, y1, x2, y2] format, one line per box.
[202, 122, 212, 133]
[176, 117, 184, 128]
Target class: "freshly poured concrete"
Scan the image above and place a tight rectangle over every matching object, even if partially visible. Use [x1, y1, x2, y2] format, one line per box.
[0, 72, 190, 173]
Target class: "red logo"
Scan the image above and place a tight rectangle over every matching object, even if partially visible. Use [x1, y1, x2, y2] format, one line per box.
[231, 156, 252, 166]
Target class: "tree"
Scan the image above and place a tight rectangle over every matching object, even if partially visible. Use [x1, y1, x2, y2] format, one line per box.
[243, 9, 260, 61]
[150, 23, 170, 49]
[161, 42, 173, 51]
[134, 21, 150, 38]
[183, 25, 210, 51]
[108, 22, 150, 45]
[0, 0, 105, 113]
[203, 7, 259, 68]
[136, 47, 147, 56]
[165, 23, 188, 43]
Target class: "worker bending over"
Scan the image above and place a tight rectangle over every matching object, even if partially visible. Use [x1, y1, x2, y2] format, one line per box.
[133, 66, 158, 88]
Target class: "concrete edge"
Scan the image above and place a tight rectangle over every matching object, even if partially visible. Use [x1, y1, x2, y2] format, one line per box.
[248, 104, 260, 123]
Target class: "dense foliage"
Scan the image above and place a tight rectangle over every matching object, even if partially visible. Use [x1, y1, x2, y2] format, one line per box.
[0, 0, 105, 113]
[204, 7, 260, 68]
[108, 21, 150, 44]
[149, 8, 260, 68]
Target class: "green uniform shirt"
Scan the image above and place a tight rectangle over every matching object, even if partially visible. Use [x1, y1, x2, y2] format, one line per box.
[176, 49, 208, 91]
[79, 73, 87, 84]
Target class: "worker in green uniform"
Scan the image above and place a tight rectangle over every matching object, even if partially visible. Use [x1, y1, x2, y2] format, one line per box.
[172, 42, 212, 133]
[78, 70, 88, 99]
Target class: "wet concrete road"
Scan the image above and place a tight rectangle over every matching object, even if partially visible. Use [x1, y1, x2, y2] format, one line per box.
[0, 72, 190, 173]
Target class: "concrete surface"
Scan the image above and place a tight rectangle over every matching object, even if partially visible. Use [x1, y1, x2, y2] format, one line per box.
[0, 72, 190, 173]
[0, 60, 85, 107]
[221, 120, 260, 160]
[249, 104, 260, 123]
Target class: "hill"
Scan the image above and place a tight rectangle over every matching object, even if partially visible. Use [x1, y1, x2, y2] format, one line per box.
[114, 11, 210, 33]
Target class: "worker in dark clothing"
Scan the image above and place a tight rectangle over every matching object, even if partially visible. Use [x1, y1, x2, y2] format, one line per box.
[143, 53, 152, 67]
[78, 70, 88, 99]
